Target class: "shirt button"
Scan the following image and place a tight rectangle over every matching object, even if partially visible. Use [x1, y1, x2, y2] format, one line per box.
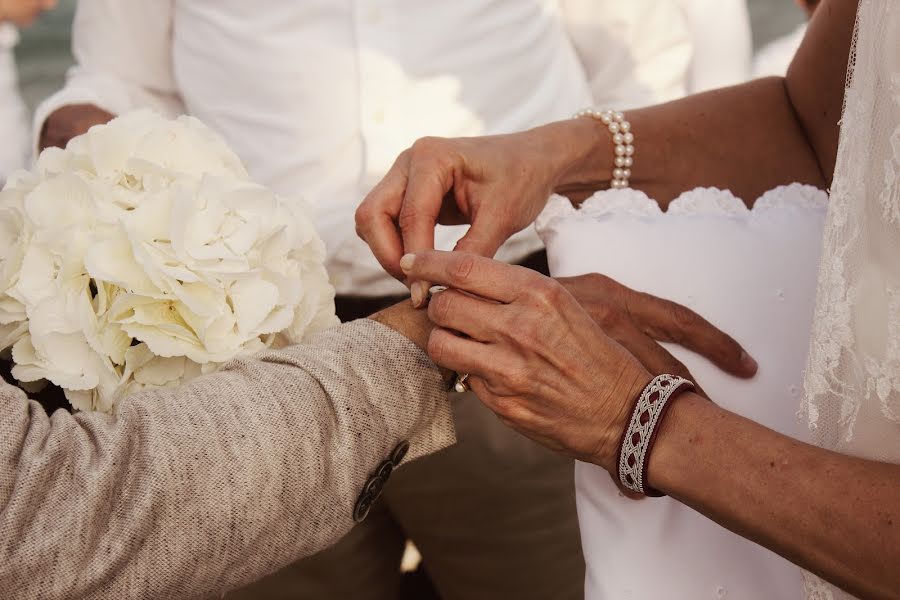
[390, 441, 410, 464]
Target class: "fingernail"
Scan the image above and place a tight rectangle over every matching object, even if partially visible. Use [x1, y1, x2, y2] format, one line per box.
[400, 253, 416, 273]
[740, 351, 758, 374]
[410, 281, 425, 308]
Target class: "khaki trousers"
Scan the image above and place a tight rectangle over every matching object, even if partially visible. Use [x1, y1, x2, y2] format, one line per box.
[228, 392, 584, 600]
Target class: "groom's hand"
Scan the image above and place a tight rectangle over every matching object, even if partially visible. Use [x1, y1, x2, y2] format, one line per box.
[557, 273, 758, 384]
[39, 104, 116, 151]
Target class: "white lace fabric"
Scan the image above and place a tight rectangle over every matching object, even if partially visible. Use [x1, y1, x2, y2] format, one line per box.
[797, 1, 898, 597]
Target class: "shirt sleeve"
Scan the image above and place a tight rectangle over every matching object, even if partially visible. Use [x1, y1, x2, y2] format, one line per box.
[0, 319, 454, 600]
[31, 0, 186, 156]
[560, 0, 692, 109]
[0, 25, 28, 182]
[677, 0, 753, 93]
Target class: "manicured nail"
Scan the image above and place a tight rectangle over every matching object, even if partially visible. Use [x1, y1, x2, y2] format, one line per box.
[740, 351, 758, 374]
[410, 281, 426, 308]
[400, 253, 416, 273]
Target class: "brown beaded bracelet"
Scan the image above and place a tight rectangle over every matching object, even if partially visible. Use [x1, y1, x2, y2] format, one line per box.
[616, 374, 695, 497]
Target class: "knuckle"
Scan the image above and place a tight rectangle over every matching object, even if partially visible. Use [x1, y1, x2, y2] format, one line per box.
[354, 204, 373, 229]
[449, 253, 477, 285]
[426, 331, 447, 364]
[588, 272, 614, 290]
[410, 136, 444, 157]
[427, 291, 456, 324]
[526, 276, 564, 308]
[589, 302, 619, 327]
[397, 204, 423, 230]
[498, 365, 532, 395]
[671, 303, 700, 330]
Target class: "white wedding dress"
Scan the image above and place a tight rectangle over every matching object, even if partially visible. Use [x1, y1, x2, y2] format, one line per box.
[537, 1, 899, 598]
[537, 186, 828, 600]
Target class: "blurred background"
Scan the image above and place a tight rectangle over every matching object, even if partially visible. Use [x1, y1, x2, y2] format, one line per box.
[14, 0, 807, 112]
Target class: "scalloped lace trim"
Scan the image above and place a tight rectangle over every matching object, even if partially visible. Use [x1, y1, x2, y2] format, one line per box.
[535, 184, 828, 232]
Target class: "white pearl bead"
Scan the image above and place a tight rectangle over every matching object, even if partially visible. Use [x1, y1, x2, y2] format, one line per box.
[608, 122, 620, 134]
[623, 132, 634, 144]
[610, 179, 623, 189]
[614, 156, 627, 168]
[624, 144, 635, 156]
[624, 157, 634, 167]
[612, 133, 624, 145]
[614, 145, 627, 156]
[622, 168, 632, 179]
[613, 168, 625, 179]
[620, 179, 629, 188]
[620, 121, 631, 133]
[613, 111, 625, 121]
[600, 114, 612, 124]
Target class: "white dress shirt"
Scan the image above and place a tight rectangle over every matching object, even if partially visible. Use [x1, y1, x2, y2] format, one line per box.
[753, 24, 807, 79]
[36, 0, 691, 296]
[675, 0, 752, 93]
[0, 24, 28, 185]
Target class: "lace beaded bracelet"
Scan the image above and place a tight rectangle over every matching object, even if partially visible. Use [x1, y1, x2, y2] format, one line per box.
[573, 108, 634, 189]
[616, 374, 695, 496]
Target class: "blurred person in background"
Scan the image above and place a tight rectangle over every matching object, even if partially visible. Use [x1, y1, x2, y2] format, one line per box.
[675, 0, 753, 92]
[754, 0, 821, 77]
[0, 0, 55, 184]
[32, 1, 695, 599]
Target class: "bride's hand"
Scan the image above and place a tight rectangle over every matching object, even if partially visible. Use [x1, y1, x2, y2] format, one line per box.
[400, 251, 755, 470]
[355, 121, 592, 307]
[556, 274, 758, 384]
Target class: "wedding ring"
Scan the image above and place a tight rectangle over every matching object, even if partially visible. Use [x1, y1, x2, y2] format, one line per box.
[453, 373, 471, 393]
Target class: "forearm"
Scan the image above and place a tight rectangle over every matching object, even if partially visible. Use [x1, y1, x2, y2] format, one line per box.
[649, 393, 900, 599]
[546, 77, 827, 208]
[0, 316, 453, 599]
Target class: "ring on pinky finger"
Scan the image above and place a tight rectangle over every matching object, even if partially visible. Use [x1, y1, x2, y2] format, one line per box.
[453, 372, 471, 393]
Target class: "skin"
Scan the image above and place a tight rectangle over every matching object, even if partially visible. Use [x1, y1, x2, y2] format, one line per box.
[402, 250, 900, 600]
[0, 0, 55, 27]
[39, 104, 115, 151]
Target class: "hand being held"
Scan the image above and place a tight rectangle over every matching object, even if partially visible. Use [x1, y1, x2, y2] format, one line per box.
[355, 130, 563, 307]
[39, 104, 116, 152]
[400, 251, 757, 474]
[401, 250, 653, 470]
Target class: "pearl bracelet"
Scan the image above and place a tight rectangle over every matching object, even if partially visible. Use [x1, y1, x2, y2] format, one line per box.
[616, 374, 694, 496]
[574, 108, 634, 189]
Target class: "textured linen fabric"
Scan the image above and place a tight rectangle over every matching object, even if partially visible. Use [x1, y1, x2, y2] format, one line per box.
[33, 0, 692, 297]
[231, 390, 584, 600]
[0, 319, 454, 600]
[536, 185, 827, 600]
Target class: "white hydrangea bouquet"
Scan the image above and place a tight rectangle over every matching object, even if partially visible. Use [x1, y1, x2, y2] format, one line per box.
[0, 111, 338, 413]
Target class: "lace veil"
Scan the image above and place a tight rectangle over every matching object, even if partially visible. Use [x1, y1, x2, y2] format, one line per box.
[801, 1, 900, 597]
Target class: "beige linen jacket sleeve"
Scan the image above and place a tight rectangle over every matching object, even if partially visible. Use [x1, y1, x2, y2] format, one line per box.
[0, 319, 455, 600]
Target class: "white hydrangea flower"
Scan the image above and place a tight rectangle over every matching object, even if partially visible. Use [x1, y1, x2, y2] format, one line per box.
[0, 111, 338, 413]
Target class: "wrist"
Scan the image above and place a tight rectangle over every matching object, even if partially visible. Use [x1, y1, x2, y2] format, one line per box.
[536, 117, 613, 198]
[645, 392, 719, 495]
[369, 300, 432, 351]
[591, 367, 653, 473]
